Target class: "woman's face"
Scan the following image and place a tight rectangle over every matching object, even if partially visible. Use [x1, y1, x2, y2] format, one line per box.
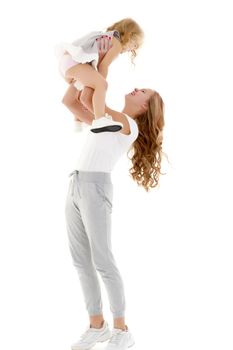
[125, 88, 154, 112]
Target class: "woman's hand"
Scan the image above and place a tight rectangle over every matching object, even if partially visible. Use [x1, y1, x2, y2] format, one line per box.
[64, 37, 111, 85]
[96, 35, 112, 66]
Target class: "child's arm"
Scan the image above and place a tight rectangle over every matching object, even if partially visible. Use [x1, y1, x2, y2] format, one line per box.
[97, 36, 122, 79]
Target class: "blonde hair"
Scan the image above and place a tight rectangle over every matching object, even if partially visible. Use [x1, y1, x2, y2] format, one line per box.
[106, 18, 144, 63]
[127, 91, 168, 192]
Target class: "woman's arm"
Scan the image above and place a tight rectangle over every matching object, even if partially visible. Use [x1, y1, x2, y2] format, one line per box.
[80, 38, 130, 134]
[61, 36, 112, 120]
[97, 35, 113, 68]
[105, 106, 131, 135]
[97, 36, 122, 79]
[82, 98, 131, 135]
[80, 36, 113, 112]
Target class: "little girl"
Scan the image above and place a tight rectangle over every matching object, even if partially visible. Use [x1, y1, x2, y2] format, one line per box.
[55, 18, 144, 133]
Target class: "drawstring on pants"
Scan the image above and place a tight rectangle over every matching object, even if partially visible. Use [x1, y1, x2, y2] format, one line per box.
[69, 170, 80, 197]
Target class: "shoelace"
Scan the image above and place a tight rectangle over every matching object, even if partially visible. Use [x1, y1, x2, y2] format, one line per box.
[79, 326, 97, 340]
[105, 113, 112, 120]
[79, 324, 105, 341]
[109, 330, 124, 345]
[79, 328, 91, 340]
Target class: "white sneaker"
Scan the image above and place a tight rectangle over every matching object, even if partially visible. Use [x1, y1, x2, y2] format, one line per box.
[105, 113, 113, 120]
[71, 320, 111, 350]
[90, 115, 123, 133]
[105, 325, 135, 350]
[74, 120, 84, 132]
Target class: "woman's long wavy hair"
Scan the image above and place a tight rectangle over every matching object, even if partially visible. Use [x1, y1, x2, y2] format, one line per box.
[127, 91, 167, 192]
[106, 18, 144, 63]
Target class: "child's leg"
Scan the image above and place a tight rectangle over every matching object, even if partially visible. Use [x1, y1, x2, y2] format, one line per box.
[65, 63, 107, 119]
[79, 86, 94, 113]
[62, 84, 94, 125]
[62, 84, 82, 121]
[62, 84, 86, 121]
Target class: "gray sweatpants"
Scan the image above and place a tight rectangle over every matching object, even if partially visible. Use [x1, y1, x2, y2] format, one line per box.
[65, 170, 126, 318]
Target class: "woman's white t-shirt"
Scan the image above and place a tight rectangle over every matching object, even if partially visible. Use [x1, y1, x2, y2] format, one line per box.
[74, 114, 139, 173]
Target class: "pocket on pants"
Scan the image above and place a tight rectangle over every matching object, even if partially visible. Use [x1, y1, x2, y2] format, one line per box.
[94, 182, 113, 212]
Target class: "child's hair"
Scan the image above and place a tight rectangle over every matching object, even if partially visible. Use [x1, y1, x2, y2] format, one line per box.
[106, 18, 144, 63]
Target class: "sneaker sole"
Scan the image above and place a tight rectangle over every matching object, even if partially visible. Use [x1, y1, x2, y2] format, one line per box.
[90, 125, 122, 133]
[98, 332, 112, 342]
[71, 331, 111, 350]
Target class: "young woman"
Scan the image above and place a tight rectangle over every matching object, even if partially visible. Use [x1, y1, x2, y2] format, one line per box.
[64, 81, 165, 350]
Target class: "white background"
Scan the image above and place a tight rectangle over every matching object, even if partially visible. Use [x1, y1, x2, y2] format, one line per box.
[0, 1, 232, 349]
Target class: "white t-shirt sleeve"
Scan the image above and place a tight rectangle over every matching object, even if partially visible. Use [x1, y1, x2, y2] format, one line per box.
[117, 114, 139, 144]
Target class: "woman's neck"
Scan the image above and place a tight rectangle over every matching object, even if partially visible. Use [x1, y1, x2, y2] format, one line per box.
[122, 106, 137, 119]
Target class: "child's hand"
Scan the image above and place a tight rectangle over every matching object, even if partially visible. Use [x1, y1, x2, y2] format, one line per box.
[96, 35, 112, 64]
